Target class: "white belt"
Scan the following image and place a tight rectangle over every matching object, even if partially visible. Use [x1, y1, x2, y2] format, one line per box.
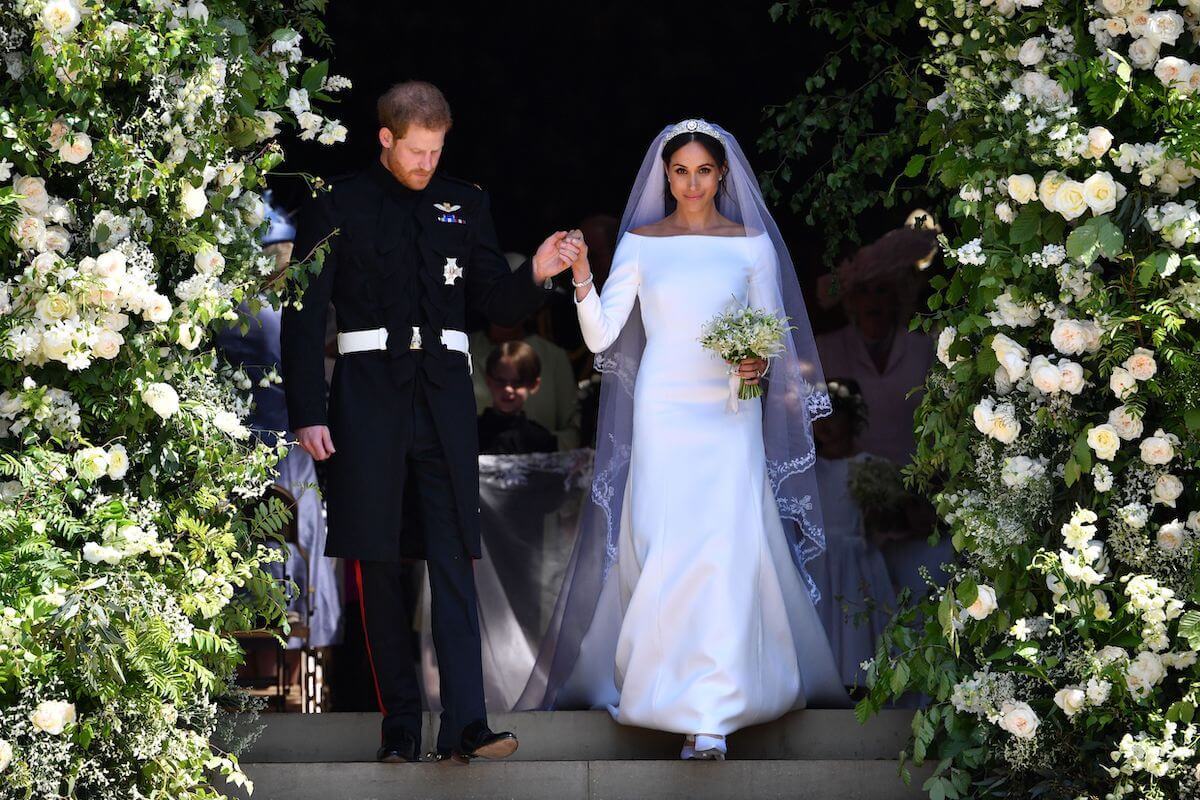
[336, 326, 472, 373]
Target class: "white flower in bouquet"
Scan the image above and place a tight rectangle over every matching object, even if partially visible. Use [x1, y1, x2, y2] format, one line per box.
[1151, 474, 1183, 507]
[41, 225, 72, 254]
[1129, 37, 1161, 70]
[193, 245, 225, 276]
[1029, 355, 1062, 393]
[1050, 318, 1100, 355]
[92, 329, 123, 360]
[1187, 510, 1200, 533]
[995, 201, 1015, 223]
[1087, 424, 1121, 461]
[30, 700, 76, 735]
[1156, 520, 1187, 552]
[1092, 464, 1114, 492]
[142, 382, 180, 419]
[1063, 507, 1099, 549]
[35, 292, 75, 323]
[287, 87, 310, 116]
[699, 303, 793, 406]
[13, 175, 50, 214]
[39, 0, 81, 38]
[990, 290, 1040, 327]
[1109, 367, 1138, 400]
[13, 215, 47, 251]
[177, 321, 203, 350]
[106, 444, 129, 480]
[1139, 429, 1176, 465]
[255, 110, 282, 140]
[238, 191, 266, 227]
[58, 132, 92, 164]
[1125, 651, 1166, 698]
[936, 326, 963, 368]
[142, 292, 173, 324]
[1039, 171, 1067, 211]
[1084, 127, 1114, 159]
[180, 183, 208, 220]
[1155, 56, 1193, 91]
[297, 112, 323, 141]
[1163, 651, 1198, 670]
[973, 397, 1021, 444]
[1108, 405, 1144, 440]
[1054, 686, 1087, 717]
[1141, 11, 1185, 46]
[1058, 360, 1084, 394]
[998, 700, 1039, 739]
[991, 332, 1028, 381]
[318, 120, 348, 146]
[0, 738, 10, 772]
[94, 249, 128, 280]
[1001, 455, 1046, 487]
[1008, 173, 1038, 203]
[212, 409, 249, 439]
[1123, 347, 1157, 381]
[1086, 677, 1112, 705]
[1093, 590, 1113, 621]
[73, 447, 109, 482]
[966, 584, 998, 620]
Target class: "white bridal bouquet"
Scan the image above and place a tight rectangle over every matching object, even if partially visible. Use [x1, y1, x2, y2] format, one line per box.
[699, 302, 793, 410]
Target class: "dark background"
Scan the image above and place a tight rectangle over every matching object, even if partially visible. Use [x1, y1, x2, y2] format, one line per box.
[276, 1, 914, 334]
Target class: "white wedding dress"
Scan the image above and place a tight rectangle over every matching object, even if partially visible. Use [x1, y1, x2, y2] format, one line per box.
[574, 232, 845, 736]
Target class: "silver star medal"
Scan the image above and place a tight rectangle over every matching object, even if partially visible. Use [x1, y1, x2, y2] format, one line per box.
[443, 257, 463, 285]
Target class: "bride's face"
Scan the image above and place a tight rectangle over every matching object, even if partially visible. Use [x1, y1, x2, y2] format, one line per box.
[665, 142, 724, 212]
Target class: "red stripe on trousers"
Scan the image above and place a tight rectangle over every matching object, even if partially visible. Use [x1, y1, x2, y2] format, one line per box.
[353, 559, 389, 720]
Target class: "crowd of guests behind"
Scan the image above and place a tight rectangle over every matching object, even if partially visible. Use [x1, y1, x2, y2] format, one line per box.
[221, 193, 948, 707]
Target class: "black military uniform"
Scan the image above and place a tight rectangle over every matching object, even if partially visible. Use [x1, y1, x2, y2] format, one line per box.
[281, 159, 549, 759]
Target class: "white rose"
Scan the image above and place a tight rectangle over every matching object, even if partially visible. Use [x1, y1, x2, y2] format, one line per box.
[0, 738, 10, 772]
[1018, 37, 1045, 66]
[1128, 651, 1166, 687]
[12, 215, 46, 251]
[1152, 475, 1183, 507]
[13, 175, 49, 214]
[180, 184, 208, 220]
[1108, 406, 1144, 440]
[936, 326, 961, 368]
[1123, 347, 1157, 381]
[1087, 424, 1121, 461]
[995, 201, 1015, 223]
[1140, 433, 1175, 465]
[1053, 687, 1087, 717]
[1145, 11, 1185, 47]
[1029, 355, 1062, 394]
[35, 292, 74, 322]
[1084, 127, 1113, 160]
[1039, 171, 1067, 212]
[1082, 172, 1119, 215]
[93, 250, 127, 280]
[1058, 361, 1084, 394]
[30, 700, 76, 735]
[142, 293, 172, 324]
[1102, 0, 1126, 13]
[1155, 56, 1192, 89]
[177, 322, 203, 350]
[1051, 319, 1091, 356]
[255, 110, 282, 140]
[73, 447, 109, 482]
[1008, 173, 1038, 204]
[994, 365, 1014, 395]
[193, 245, 225, 276]
[998, 700, 1039, 739]
[973, 398, 996, 436]
[141, 383, 180, 419]
[106, 444, 129, 480]
[212, 409, 249, 439]
[58, 132, 92, 164]
[39, 0, 80, 38]
[41, 225, 71, 254]
[966, 584, 998, 620]
[1086, 678, 1111, 705]
[1054, 180, 1090, 220]
[991, 333, 1029, 382]
[1109, 367, 1137, 400]
[1129, 37, 1160, 70]
[92, 329, 123, 360]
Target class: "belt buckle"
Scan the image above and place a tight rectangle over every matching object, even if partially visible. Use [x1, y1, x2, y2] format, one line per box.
[410, 326, 422, 350]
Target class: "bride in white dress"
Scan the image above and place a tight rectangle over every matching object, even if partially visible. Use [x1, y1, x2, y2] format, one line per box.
[525, 120, 844, 760]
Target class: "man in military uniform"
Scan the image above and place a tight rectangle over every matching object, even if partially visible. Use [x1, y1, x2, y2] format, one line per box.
[281, 81, 579, 763]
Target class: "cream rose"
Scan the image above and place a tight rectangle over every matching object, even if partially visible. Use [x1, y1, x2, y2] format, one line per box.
[106, 444, 129, 480]
[180, 183, 208, 220]
[1008, 173, 1038, 204]
[35, 292, 74, 322]
[1155, 56, 1192, 90]
[13, 175, 49, 214]
[1053, 687, 1087, 717]
[58, 132, 92, 164]
[141, 383, 180, 419]
[0, 738, 10, 772]
[1082, 172, 1119, 215]
[1123, 347, 1157, 381]
[12, 215, 46, 251]
[966, 584, 998, 620]
[1087, 424, 1121, 461]
[92, 329, 124, 360]
[1129, 37, 1160, 70]
[1029, 355, 1062, 394]
[1109, 367, 1137, 400]
[73, 447, 109, 482]
[989, 403, 1021, 444]
[1058, 361, 1085, 394]
[1054, 180, 1090, 220]
[1151, 474, 1183, 507]
[991, 333, 1029, 382]
[39, 0, 81, 38]
[93, 250, 127, 280]
[1084, 127, 1113, 160]
[1140, 432, 1175, 465]
[193, 245, 225, 276]
[41, 225, 72, 254]
[1039, 171, 1067, 212]
[1050, 319, 1091, 356]
[142, 293, 172, 324]
[1108, 405, 1144, 440]
[177, 322, 203, 350]
[998, 700, 1039, 739]
[30, 700, 76, 735]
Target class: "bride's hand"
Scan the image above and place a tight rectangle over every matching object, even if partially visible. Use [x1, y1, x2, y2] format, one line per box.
[562, 231, 593, 298]
[733, 357, 768, 385]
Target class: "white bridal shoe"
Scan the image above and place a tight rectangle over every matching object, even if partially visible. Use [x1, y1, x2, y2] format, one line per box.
[681, 734, 727, 761]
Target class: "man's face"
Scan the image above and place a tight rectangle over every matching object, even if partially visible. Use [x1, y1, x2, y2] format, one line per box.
[378, 124, 446, 190]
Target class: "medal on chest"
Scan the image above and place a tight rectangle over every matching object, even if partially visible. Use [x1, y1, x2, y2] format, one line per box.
[443, 257, 463, 285]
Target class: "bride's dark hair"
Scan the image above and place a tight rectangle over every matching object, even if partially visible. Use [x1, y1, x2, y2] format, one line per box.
[661, 131, 728, 212]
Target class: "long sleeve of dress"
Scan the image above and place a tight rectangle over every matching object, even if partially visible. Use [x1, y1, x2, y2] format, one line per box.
[747, 234, 783, 317]
[576, 234, 640, 353]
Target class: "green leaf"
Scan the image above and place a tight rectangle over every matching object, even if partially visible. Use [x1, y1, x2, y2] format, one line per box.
[1096, 217, 1125, 258]
[890, 661, 911, 695]
[1179, 610, 1200, 650]
[1185, 408, 1200, 432]
[956, 579, 978, 608]
[1009, 203, 1041, 245]
[1063, 458, 1081, 487]
[904, 154, 926, 178]
[1066, 220, 1100, 266]
[301, 61, 329, 94]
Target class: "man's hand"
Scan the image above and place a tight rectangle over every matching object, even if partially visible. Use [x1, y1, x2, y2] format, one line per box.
[295, 425, 336, 461]
[533, 231, 581, 284]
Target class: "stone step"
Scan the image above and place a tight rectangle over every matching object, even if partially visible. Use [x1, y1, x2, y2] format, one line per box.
[237, 710, 913, 763]
[234, 759, 929, 800]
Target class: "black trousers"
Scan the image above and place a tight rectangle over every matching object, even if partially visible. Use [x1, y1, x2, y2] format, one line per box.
[354, 382, 486, 751]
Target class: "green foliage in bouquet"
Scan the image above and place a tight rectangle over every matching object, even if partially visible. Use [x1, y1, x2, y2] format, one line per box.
[0, 0, 345, 796]
[699, 303, 793, 400]
[847, 2, 1200, 799]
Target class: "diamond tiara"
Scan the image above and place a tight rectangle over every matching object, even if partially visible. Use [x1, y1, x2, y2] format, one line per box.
[666, 118, 724, 143]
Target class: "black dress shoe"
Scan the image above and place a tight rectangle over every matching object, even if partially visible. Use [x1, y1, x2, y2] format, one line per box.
[375, 731, 420, 763]
[456, 720, 519, 761]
